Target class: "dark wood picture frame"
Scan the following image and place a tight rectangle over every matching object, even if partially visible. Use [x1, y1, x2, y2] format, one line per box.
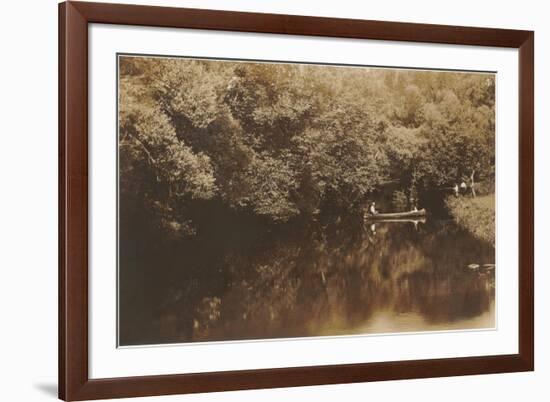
[59, 1, 534, 400]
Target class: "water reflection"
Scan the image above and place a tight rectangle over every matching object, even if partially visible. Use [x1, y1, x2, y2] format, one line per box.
[119, 216, 495, 346]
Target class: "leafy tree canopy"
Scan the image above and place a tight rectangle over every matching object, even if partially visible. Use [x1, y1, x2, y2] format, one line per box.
[119, 57, 495, 233]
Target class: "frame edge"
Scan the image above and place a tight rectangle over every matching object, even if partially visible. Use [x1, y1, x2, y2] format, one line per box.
[72, 1, 532, 48]
[58, 2, 67, 399]
[59, 1, 90, 400]
[518, 31, 535, 372]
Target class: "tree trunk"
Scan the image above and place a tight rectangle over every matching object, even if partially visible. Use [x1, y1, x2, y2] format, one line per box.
[470, 170, 476, 198]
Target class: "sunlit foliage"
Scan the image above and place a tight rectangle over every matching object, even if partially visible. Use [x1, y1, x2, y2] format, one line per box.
[119, 56, 495, 233]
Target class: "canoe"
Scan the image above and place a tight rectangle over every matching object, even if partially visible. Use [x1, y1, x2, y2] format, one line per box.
[364, 209, 427, 220]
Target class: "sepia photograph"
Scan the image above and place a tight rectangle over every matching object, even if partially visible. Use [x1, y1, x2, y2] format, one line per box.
[118, 55, 496, 346]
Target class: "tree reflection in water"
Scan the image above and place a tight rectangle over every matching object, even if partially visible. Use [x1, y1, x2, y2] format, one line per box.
[119, 214, 495, 346]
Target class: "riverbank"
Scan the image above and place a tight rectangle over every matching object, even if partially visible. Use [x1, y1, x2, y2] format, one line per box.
[446, 194, 495, 246]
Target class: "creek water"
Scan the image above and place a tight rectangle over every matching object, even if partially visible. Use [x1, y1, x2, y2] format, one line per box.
[119, 208, 495, 346]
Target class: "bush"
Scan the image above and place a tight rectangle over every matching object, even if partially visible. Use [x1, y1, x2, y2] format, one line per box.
[446, 194, 495, 245]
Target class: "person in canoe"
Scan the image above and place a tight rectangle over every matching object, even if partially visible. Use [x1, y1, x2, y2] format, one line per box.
[369, 202, 378, 215]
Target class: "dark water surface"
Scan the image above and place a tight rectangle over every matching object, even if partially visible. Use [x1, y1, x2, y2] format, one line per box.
[119, 214, 495, 346]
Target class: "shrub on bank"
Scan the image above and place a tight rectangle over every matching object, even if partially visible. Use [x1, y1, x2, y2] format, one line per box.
[446, 194, 495, 245]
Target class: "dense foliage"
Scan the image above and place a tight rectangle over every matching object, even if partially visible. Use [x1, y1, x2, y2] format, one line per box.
[119, 56, 495, 234]
[446, 194, 495, 245]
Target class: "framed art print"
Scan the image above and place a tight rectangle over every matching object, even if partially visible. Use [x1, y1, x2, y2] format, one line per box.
[59, 1, 534, 400]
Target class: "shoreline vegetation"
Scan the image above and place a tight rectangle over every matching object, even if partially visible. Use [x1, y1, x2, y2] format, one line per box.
[446, 194, 495, 246]
[119, 57, 495, 237]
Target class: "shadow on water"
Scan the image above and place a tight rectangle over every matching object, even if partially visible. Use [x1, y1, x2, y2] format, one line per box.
[119, 208, 495, 346]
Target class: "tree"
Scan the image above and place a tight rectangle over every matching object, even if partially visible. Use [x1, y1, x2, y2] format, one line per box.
[118, 56, 495, 232]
